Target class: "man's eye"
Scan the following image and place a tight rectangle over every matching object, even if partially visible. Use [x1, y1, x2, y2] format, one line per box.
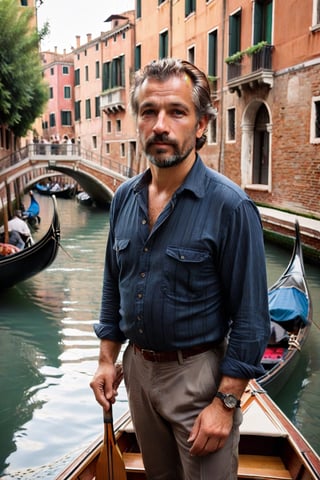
[141, 109, 155, 117]
[172, 109, 185, 117]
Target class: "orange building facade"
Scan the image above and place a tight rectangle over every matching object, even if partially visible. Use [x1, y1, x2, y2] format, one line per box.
[41, 50, 75, 143]
[26, 1, 320, 216]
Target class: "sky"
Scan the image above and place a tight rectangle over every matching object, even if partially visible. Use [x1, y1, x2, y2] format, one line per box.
[37, 0, 135, 52]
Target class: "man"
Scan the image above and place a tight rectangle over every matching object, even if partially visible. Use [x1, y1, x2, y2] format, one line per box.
[90, 58, 270, 479]
[0, 210, 32, 248]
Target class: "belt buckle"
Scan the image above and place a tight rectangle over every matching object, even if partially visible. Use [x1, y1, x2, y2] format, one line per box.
[141, 348, 158, 361]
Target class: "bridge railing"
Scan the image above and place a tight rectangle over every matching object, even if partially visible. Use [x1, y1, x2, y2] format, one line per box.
[1, 144, 136, 178]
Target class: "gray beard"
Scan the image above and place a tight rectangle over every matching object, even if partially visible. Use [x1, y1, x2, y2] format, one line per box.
[146, 145, 193, 169]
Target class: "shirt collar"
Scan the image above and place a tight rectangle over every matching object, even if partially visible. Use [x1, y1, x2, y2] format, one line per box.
[132, 155, 208, 198]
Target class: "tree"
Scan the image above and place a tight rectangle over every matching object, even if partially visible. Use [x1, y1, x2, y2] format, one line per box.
[0, 0, 48, 138]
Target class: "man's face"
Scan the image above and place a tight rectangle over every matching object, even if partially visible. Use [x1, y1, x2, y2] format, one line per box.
[137, 75, 206, 168]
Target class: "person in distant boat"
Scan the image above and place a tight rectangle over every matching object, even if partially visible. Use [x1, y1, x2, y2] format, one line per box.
[90, 58, 270, 480]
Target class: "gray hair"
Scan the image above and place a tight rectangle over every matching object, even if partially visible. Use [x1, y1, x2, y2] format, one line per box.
[130, 58, 217, 150]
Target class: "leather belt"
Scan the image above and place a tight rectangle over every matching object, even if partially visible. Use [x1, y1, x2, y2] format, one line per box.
[132, 342, 219, 362]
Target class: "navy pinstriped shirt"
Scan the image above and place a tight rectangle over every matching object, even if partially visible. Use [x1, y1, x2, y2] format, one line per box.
[94, 156, 270, 379]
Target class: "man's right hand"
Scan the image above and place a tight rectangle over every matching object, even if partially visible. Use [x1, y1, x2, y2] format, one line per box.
[90, 362, 123, 411]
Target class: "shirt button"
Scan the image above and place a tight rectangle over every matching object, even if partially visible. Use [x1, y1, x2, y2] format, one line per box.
[139, 328, 143, 334]
[180, 255, 185, 260]
[142, 219, 147, 225]
[137, 293, 143, 299]
[140, 272, 146, 278]
[144, 247, 149, 252]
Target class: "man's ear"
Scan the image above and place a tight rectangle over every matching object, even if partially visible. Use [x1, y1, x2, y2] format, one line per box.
[196, 115, 209, 139]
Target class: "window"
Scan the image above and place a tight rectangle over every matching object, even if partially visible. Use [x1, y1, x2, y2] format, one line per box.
[208, 30, 218, 77]
[85, 65, 89, 81]
[75, 101, 81, 121]
[50, 67, 54, 75]
[106, 143, 110, 154]
[107, 120, 112, 133]
[208, 117, 217, 144]
[136, 0, 141, 18]
[310, 96, 320, 143]
[49, 113, 56, 127]
[85, 99, 91, 119]
[188, 46, 195, 64]
[120, 143, 125, 157]
[253, 0, 273, 44]
[95, 43, 99, 51]
[135, 44, 141, 71]
[49, 87, 53, 99]
[96, 61, 100, 79]
[227, 108, 236, 141]
[62, 66, 69, 75]
[75, 69, 80, 86]
[95, 96, 101, 117]
[20, 0, 28, 5]
[185, 0, 196, 17]
[229, 10, 241, 56]
[158, 0, 166, 4]
[116, 119, 121, 132]
[61, 110, 72, 126]
[92, 136, 97, 149]
[102, 56, 125, 90]
[64, 86, 71, 99]
[312, 0, 320, 26]
[159, 30, 168, 59]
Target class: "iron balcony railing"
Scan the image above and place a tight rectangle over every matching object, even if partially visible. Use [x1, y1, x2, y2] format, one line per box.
[227, 44, 273, 82]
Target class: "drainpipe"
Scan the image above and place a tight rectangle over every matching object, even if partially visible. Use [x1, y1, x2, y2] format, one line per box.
[218, 0, 227, 174]
[100, 35, 104, 164]
[169, 0, 173, 56]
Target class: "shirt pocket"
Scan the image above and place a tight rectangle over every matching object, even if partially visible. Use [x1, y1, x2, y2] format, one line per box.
[162, 246, 212, 299]
[113, 238, 130, 269]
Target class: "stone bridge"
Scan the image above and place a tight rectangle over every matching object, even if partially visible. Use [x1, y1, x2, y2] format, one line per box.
[0, 144, 133, 208]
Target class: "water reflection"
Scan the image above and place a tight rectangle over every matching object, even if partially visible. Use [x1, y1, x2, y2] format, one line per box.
[0, 287, 63, 470]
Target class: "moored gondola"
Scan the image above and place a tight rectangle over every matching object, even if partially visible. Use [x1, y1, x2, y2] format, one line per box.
[258, 221, 312, 396]
[0, 196, 60, 290]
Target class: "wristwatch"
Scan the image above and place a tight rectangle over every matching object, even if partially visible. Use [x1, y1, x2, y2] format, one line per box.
[215, 391, 241, 409]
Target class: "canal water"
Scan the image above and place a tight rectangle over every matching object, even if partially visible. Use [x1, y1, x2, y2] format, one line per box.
[0, 194, 319, 479]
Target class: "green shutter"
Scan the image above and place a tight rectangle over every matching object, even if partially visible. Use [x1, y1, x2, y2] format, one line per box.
[253, 2, 263, 43]
[208, 31, 217, 76]
[265, 1, 273, 43]
[121, 56, 125, 86]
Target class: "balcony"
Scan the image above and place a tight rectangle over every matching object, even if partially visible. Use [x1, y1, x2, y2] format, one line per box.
[101, 87, 126, 114]
[226, 44, 274, 96]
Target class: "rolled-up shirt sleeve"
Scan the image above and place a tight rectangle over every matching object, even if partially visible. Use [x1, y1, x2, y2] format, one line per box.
[219, 200, 270, 378]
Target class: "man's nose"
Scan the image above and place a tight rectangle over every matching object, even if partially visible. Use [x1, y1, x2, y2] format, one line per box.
[153, 112, 169, 135]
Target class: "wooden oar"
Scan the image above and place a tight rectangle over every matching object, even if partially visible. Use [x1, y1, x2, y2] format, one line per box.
[96, 405, 127, 480]
[1, 198, 9, 244]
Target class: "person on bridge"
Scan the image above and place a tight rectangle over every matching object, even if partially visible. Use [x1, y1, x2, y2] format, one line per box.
[90, 58, 270, 480]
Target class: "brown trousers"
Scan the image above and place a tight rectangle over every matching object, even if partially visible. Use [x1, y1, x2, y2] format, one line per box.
[123, 343, 242, 480]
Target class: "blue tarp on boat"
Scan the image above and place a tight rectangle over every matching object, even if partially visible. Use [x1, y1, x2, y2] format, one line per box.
[268, 287, 308, 325]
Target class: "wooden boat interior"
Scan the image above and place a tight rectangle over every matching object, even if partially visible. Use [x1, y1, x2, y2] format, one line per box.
[56, 382, 320, 480]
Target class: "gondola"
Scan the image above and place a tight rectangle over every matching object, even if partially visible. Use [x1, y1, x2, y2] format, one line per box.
[35, 182, 75, 199]
[258, 220, 312, 396]
[0, 196, 60, 290]
[55, 380, 320, 480]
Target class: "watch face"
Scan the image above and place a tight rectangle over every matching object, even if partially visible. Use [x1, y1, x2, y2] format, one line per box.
[224, 394, 238, 408]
